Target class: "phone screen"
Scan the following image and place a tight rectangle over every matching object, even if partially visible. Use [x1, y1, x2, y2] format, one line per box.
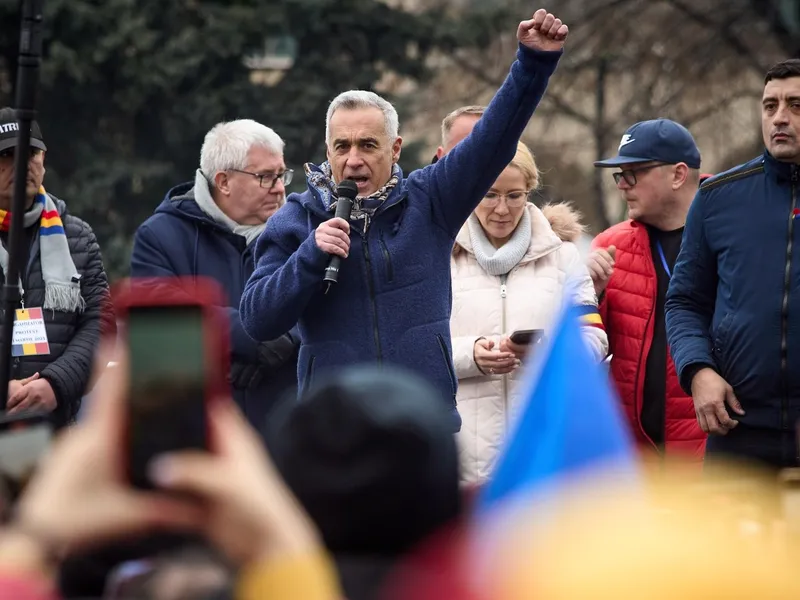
[511, 329, 544, 345]
[127, 305, 207, 489]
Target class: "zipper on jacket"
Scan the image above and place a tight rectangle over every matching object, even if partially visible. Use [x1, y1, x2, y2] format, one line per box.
[500, 273, 509, 424]
[378, 235, 394, 282]
[362, 235, 383, 363]
[436, 333, 457, 397]
[780, 167, 798, 431]
[303, 355, 316, 390]
[634, 283, 658, 450]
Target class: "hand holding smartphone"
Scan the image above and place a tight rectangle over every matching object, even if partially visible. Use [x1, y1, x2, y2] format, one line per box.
[113, 278, 231, 490]
[509, 329, 544, 346]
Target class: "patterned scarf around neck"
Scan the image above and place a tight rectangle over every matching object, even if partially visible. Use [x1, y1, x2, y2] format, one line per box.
[304, 161, 400, 232]
[0, 186, 84, 312]
[467, 209, 532, 276]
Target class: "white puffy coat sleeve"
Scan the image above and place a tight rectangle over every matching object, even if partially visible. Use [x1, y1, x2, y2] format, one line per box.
[558, 243, 609, 362]
[452, 335, 485, 380]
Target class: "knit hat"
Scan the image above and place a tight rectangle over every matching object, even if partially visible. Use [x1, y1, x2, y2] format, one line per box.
[266, 365, 461, 557]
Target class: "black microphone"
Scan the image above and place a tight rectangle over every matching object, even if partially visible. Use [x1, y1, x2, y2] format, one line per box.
[323, 179, 358, 292]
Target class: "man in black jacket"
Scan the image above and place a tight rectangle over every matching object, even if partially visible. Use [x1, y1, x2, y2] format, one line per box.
[0, 108, 113, 427]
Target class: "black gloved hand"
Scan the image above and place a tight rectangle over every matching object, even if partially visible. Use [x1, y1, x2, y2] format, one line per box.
[229, 361, 263, 390]
[256, 333, 299, 371]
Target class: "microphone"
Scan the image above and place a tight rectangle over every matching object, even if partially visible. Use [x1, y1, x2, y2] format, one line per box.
[323, 179, 358, 292]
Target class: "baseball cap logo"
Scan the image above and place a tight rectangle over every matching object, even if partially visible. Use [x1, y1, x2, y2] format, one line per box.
[0, 123, 19, 134]
[618, 134, 635, 149]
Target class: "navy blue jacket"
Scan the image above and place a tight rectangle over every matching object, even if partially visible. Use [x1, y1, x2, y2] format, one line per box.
[240, 45, 563, 430]
[666, 151, 800, 431]
[130, 186, 298, 434]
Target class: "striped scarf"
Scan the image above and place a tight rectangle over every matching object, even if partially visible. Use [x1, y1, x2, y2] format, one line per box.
[0, 186, 84, 312]
[304, 161, 401, 232]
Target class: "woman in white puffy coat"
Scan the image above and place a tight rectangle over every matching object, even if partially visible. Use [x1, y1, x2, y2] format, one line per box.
[450, 142, 609, 484]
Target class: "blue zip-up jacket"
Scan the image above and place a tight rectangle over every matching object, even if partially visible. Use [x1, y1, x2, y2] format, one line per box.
[666, 151, 800, 431]
[240, 45, 563, 430]
[130, 186, 298, 435]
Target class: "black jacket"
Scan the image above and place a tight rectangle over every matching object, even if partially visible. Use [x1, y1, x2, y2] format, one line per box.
[4, 195, 114, 427]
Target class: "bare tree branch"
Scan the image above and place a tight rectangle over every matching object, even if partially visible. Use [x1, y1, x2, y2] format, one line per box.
[681, 89, 762, 127]
[662, 0, 769, 74]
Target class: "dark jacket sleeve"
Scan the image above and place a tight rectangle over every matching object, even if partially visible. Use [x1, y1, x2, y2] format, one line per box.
[424, 45, 563, 238]
[240, 203, 329, 342]
[256, 325, 300, 371]
[232, 325, 300, 390]
[40, 223, 114, 422]
[665, 189, 719, 394]
[131, 221, 260, 363]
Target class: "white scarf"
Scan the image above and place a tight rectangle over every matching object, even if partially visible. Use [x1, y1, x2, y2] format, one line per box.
[192, 170, 266, 246]
[466, 209, 531, 276]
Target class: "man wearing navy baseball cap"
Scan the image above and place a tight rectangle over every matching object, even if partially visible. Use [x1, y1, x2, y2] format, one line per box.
[593, 118, 702, 169]
[0, 107, 113, 428]
[586, 118, 707, 463]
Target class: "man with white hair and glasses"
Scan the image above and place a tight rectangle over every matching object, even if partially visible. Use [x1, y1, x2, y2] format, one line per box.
[240, 9, 570, 429]
[131, 119, 298, 437]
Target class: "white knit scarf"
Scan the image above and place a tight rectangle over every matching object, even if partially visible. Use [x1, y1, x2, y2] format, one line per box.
[192, 170, 266, 246]
[466, 209, 531, 276]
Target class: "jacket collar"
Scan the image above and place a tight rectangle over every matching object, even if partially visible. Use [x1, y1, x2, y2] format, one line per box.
[762, 150, 800, 183]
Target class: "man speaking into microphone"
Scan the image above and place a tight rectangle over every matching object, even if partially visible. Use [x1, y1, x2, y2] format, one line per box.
[241, 9, 569, 429]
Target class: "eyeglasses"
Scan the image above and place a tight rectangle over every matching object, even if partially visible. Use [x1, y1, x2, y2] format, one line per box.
[612, 163, 667, 187]
[482, 190, 530, 208]
[230, 168, 293, 189]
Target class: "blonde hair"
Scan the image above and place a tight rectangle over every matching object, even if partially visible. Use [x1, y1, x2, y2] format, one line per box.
[509, 141, 541, 192]
[440, 105, 485, 146]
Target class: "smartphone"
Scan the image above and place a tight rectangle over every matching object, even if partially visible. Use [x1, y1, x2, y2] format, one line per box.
[509, 329, 544, 345]
[114, 278, 230, 490]
[0, 411, 52, 504]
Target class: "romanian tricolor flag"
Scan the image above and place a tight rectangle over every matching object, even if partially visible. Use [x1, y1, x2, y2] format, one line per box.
[12, 308, 50, 357]
[574, 304, 605, 331]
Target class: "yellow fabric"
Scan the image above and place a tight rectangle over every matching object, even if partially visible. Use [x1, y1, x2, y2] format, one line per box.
[580, 312, 603, 325]
[236, 551, 340, 600]
[485, 467, 800, 599]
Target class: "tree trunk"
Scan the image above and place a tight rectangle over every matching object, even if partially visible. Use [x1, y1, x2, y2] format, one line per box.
[593, 57, 612, 231]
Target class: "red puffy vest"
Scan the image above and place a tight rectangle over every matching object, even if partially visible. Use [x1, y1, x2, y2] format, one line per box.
[593, 220, 706, 460]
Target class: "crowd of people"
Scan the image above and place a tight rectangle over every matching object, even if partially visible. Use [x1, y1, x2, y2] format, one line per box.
[0, 5, 799, 598]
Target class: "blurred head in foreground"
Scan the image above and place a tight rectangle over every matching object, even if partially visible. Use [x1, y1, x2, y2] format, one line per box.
[267, 365, 461, 600]
[485, 462, 800, 599]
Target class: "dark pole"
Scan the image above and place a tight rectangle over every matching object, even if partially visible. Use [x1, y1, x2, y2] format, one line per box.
[0, 0, 45, 411]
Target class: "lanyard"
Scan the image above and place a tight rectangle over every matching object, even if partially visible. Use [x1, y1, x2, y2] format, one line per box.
[656, 240, 671, 279]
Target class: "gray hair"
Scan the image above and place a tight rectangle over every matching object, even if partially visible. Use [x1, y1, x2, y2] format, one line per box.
[200, 119, 284, 185]
[325, 90, 399, 144]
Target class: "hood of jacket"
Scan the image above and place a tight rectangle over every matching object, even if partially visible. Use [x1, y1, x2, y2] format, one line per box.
[153, 181, 231, 235]
[453, 202, 585, 262]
